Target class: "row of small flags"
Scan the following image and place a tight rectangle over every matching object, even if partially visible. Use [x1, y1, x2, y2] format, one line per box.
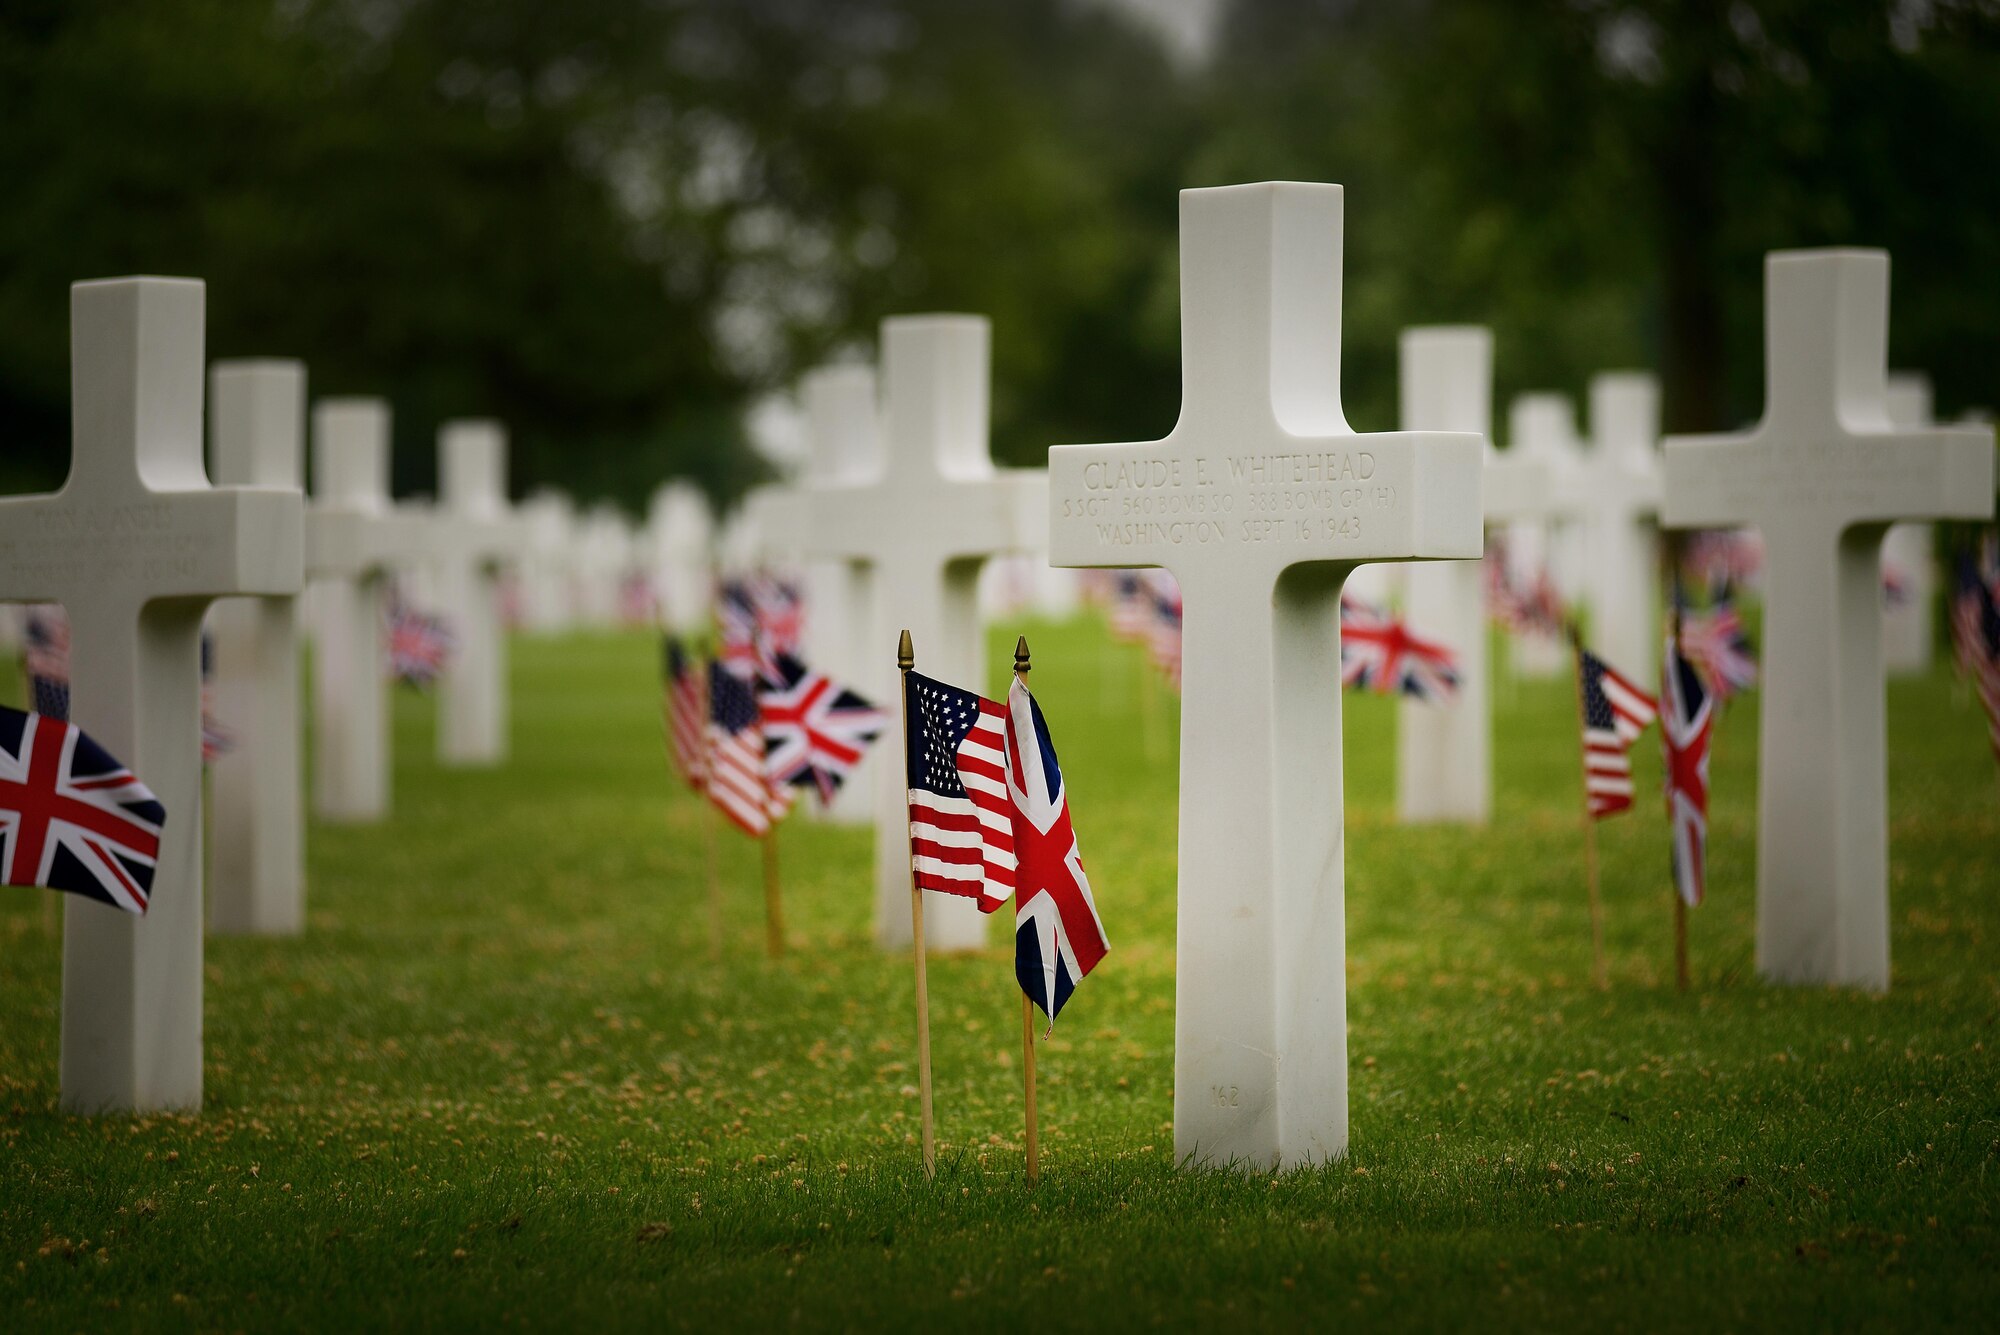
[665, 578, 1109, 1177]
[660, 595, 1110, 1030]
[1097, 571, 1465, 703]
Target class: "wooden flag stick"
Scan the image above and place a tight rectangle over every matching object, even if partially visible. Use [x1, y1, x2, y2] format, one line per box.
[761, 824, 785, 959]
[1571, 631, 1609, 991]
[703, 798, 723, 960]
[1014, 634, 1039, 1184]
[1022, 991, 1039, 1182]
[898, 628, 936, 1178]
[1674, 893, 1690, 993]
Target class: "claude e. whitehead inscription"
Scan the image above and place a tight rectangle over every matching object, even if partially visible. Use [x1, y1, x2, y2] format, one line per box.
[1063, 448, 1395, 553]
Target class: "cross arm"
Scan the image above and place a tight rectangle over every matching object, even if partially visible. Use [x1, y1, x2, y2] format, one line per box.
[0, 486, 300, 604]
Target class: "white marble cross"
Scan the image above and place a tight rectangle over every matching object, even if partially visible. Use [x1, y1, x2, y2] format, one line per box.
[799, 364, 884, 827]
[1881, 372, 1937, 676]
[205, 359, 308, 935]
[1049, 183, 1483, 1168]
[434, 420, 517, 766]
[518, 488, 578, 633]
[572, 504, 634, 627]
[1578, 372, 1664, 689]
[648, 483, 714, 635]
[1396, 328, 1502, 825]
[805, 316, 1042, 951]
[307, 398, 426, 823]
[1505, 393, 1585, 677]
[0, 278, 302, 1111]
[1397, 330, 1557, 824]
[1661, 248, 1995, 989]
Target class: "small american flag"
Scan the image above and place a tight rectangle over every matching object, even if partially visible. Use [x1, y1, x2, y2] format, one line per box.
[0, 705, 165, 915]
[619, 571, 658, 627]
[706, 662, 780, 836]
[1106, 573, 1151, 644]
[716, 578, 761, 678]
[1677, 597, 1757, 700]
[903, 670, 1015, 911]
[22, 605, 70, 720]
[1661, 634, 1713, 906]
[758, 651, 885, 807]
[1949, 546, 2000, 766]
[1578, 648, 1658, 820]
[1145, 574, 1184, 689]
[199, 631, 234, 764]
[1005, 676, 1108, 1024]
[663, 636, 708, 791]
[1339, 595, 1460, 702]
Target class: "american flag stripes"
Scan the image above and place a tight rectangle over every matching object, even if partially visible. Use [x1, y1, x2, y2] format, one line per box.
[663, 636, 709, 791]
[759, 652, 885, 806]
[0, 705, 165, 915]
[23, 605, 70, 720]
[1578, 648, 1658, 820]
[1145, 575, 1184, 689]
[1949, 548, 2000, 766]
[1005, 677, 1108, 1023]
[1338, 595, 1461, 702]
[1661, 635, 1713, 906]
[706, 662, 776, 836]
[903, 671, 1015, 911]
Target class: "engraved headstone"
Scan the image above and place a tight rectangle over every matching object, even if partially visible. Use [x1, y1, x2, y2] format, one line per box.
[205, 360, 308, 935]
[307, 398, 426, 823]
[434, 420, 517, 766]
[1881, 373, 1937, 676]
[0, 278, 302, 1111]
[1661, 249, 1996, 989]
[1578, 372, 1664, 689]
[1048, 183, 1483, 1167]
[804, 317, 1042, 950]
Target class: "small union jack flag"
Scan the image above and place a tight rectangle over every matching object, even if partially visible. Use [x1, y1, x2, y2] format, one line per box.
[386, 599, 454, 688]
[0, 706, 165, 915]
[1677, 597, 1757, 700]
[1004, 676, 1108, 1024]
[1338, 595, 1460, 702]
[1661, 634, 1713, 906]
[1578, 647, 1658, 820]
[758, 652, 885, 807]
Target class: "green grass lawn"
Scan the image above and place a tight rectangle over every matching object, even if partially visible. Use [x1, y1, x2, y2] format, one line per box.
[2, 618, 1996, 1330]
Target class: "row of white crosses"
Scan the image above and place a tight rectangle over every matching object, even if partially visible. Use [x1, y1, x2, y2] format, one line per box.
[0, 278, 528, 1111]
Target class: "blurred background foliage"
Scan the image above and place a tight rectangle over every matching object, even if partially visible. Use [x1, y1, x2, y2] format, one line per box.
[2, 0, 1996, 508]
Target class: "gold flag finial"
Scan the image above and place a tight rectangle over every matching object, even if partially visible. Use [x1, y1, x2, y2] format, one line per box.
[1014, 634, 1031, 677]
[898, 628, 914, 672]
